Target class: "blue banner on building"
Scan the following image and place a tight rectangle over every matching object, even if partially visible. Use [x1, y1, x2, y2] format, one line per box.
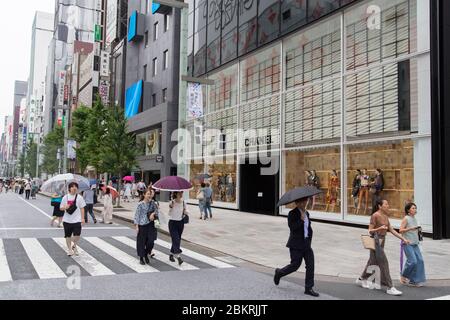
[125, 80, 143, 119]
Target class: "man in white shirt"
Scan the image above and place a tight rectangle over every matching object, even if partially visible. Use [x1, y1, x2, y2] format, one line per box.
[60, 182, 86, 256]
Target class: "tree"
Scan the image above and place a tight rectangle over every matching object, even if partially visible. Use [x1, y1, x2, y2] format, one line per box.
[42, 126, 64, 175]
[24, 140, 38, 178]
[99, 105, 139, 206]
[71, 105, 92, 173]
[17, 153, 26, 177]
[85, 97, 109, 174]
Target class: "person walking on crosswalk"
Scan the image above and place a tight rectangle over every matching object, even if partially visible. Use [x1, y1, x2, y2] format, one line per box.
[134, 189, 158, 265]
[168, 191, 189, 266]
[59, 182, 87, 257]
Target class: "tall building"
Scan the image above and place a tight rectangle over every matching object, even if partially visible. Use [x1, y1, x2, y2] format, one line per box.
[27, 11, 54, 145]
[176, 0, 450, 239]
[44, 0, 104, 136]
[12, 81, 28, 160]
[125, 0, 181, 196]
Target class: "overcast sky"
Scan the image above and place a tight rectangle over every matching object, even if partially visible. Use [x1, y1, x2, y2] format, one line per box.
[0, 0, 55, 133]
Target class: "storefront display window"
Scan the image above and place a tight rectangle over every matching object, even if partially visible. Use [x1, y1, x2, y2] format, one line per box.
[136, 129, 161, 157]
[207, 162, 237, 204]
[345, 140, 414, 219]
[283, 146, 341, 213]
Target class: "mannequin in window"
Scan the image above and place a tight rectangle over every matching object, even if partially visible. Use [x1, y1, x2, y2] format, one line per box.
[371, 169, 385, 208]
[307, 170, 320, 211]
[226, 174, 234, 202]
[325, 170, 339, 213]
[356, 168, 370, 215]
[351, 169, 362, 213]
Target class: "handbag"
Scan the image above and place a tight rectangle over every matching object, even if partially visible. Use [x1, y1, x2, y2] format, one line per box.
[196, 190, 205, 201]
[66, 195, 78, 215]
[182, 201, 189, 224]
[361, 234, 376, 251]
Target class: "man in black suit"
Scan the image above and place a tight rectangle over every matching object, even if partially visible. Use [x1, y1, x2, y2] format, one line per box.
[274, 197, 319, 297]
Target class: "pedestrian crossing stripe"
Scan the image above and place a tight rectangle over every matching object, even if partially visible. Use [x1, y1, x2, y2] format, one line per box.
[0, 237, 235, 283]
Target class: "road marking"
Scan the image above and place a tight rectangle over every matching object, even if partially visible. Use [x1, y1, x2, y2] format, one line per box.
[428, 295, 450, 300]
[0, 227, 129, 231]
[113, 236, 199, 271]
[84, 237, 159, 273]
[0, 239, 13, 282]
[53, 238, 115, 277]
[155, 239, 235, 269]
[17, 196, 52, 220]
[20, 238, 67, 280]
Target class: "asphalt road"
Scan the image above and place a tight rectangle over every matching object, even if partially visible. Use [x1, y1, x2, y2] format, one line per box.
[0, 191, 449, 301]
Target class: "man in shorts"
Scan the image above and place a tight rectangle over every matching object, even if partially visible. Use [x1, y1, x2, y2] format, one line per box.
[60, 182, 86, 256]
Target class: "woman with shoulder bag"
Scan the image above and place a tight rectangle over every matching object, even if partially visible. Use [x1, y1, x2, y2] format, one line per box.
[197, 183, 206, 220]
[356, 199, 410, 296]
[399, 203, 426, 287]
[134, 189, 158, 266]
[168, 191, 189, 266]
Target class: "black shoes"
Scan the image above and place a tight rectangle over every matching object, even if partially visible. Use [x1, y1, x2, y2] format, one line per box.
[169, 255, 175, 262]
[274, 269, 281, 286]
[177, 257, 184, 266]
[144, 256, 150, 264]
[304, 288, 320, 298]
[140, 258, 146, 265]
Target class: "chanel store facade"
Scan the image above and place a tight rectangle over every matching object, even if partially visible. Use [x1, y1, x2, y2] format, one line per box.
[179, 0, 450, 239]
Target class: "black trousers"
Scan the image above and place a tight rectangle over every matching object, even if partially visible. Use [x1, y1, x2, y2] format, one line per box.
[169, 220, 185, 255]
[279, 246, 315, 290]
[136, 224, 155, 258]
[25, 190, 31, 199]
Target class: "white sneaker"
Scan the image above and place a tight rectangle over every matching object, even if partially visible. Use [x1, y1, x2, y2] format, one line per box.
[356, 278, 366, 288]
[368, 281, 381, 290]
[386, 287, 403, 296]
[67, 249, 74, 257]
[72, 246, 79, 256]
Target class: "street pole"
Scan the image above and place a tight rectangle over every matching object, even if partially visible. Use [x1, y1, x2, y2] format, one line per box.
[36, 142, 40, 179]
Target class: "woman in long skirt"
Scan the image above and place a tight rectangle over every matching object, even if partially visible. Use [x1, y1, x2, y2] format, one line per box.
[134, 189, 158, 265]
[102, 188, 114, 224]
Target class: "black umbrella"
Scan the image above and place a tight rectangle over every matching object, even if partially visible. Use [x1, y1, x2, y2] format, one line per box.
[277, 186, 323, 207]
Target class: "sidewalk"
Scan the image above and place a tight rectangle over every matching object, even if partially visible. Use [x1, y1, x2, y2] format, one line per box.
[99, 198, 450, 280]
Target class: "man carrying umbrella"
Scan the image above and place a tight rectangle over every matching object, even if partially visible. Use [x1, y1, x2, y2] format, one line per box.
[274, 186, 322, 298]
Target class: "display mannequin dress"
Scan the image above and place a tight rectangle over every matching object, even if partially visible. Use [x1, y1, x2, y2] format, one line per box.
[357, 172, 370, 215]
[326, 171, 339, 213]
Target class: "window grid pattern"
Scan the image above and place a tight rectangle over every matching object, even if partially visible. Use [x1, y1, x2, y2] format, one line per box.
[204, 108, 238, 153]
[241, 55, 281, 103]
[286, 29, 341, 89]
[285, 79, 341, 146]
[346, 62, 399, 137]
[346, 0, 411, 71]
[241, 96, 280, 146]
[208, 72, 238, 113]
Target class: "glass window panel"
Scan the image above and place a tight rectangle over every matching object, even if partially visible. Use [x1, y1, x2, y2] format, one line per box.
[258, 0, 280, 46]
[283, 147, 341, 214]
[280, 0, 307, 34]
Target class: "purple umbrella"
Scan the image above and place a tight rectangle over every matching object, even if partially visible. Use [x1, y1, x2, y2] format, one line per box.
[152, 176, 193, 192]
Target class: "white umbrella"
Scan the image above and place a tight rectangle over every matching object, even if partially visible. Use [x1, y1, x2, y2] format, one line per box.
[41, 174, 91, 193]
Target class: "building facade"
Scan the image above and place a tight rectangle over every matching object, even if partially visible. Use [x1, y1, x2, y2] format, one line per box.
[12, 81, 28, 161]
[177, 0, 450, 238]
[125, 0, 181, 194]
[27, 11, 54, 145]
[44, 0, 104, 136]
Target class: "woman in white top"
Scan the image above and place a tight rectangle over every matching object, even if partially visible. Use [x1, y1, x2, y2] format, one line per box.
[123, 182, 132, 202]
[168, 191, 189, 266]
[59, 182, 86, 256]
[102, 188, 114, 224]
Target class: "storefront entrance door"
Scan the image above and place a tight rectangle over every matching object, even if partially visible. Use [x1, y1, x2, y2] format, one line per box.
[240, 161, 279, 216]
